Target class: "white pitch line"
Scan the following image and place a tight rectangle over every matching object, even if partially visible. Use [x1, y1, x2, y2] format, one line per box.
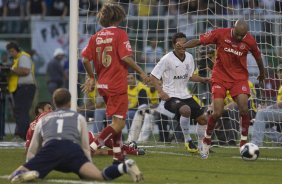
[0, 175, 124, 184]
[148, 150, 282, 161]
[232, 156, 282, 161]
[46, 179, 121, 184]
[147, 150, 195, 157]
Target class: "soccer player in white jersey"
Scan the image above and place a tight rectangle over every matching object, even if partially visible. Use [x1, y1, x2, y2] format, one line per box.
[150, 32, 209, 154]
[9, 88, 143, 183]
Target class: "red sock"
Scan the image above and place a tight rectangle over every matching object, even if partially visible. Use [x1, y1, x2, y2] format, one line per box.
[107, 150, 113, 155]
[206, 116, 216, 136]
[94, 126, 116, 149]
[241, 114, 250, 137]
[112, 132, 124, 161]
[104, 138, 113, 148]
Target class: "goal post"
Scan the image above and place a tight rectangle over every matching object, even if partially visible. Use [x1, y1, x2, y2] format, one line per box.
[71, 1, 282, 147]
[69, 0, 79, 111]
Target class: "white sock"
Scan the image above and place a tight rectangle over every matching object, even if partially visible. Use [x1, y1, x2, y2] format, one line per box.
[180, 116, 191, 143]
[196, 124, 207, 149]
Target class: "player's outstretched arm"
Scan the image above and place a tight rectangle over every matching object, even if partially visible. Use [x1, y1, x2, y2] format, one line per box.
[176, 39, 201, 49]
[190, 74, 210, 83]
[123, 56, 150, 84]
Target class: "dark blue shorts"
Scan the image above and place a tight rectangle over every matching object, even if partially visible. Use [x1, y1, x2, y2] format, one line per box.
[24, 139, 89, 178]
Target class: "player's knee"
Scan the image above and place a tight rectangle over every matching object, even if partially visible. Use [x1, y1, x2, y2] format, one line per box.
[212, 111, 222, 119]
[179, 105, 191, 117]
[197, 115, 207, 125]
[239, 109, 249, 116]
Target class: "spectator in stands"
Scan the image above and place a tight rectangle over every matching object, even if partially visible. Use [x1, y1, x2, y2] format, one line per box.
[212, 80, 257, 146]
[79, 0, 101, 16]
[3, 0, 26, 33]
[127, 83, 159, 143]
[6, 42, 36, 141]
[127, 73, 149, 132]
[9, 88, 143, 183]
[50, 0, 68, 18]
[28, 49, 45, 75]
[251, 64, 282, 146]
[133, 0, 157, 16]
[141, 38, 164, 73]
[44, 0, 53, 15]
[26, 0, 47, 19]
[46, 48, 66, 95]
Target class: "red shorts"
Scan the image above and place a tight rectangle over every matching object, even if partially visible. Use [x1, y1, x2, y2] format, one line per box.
[211, 80, 250, 99]
[103, 93, 128, 119]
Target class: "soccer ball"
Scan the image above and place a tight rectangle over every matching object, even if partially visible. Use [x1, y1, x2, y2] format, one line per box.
[240, 143, 260, 161]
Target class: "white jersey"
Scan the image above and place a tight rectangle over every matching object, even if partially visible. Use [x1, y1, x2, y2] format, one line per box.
[151, 51, 195, 99]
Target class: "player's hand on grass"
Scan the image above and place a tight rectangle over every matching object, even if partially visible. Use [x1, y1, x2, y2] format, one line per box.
[81, 77, 95, 93]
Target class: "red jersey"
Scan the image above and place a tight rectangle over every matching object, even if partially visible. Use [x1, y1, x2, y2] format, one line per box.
[82, 26, 132, 96]
[25, 111, 50, 150]
[200, 28, 261, 82]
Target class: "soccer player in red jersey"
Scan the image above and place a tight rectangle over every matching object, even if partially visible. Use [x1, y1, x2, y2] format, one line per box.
[81, 3, 149, 163]
[177, 19, 265, 158]
[25, 102, 53, 151]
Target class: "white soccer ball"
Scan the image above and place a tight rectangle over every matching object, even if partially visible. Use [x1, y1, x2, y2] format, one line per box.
[240, 143, 260, 161]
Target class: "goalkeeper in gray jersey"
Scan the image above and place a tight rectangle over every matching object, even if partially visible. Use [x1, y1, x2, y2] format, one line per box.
[9, 88, 143, 183]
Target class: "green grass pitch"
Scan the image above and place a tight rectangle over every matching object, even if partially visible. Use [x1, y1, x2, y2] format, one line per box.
[1, 145, 282, 184]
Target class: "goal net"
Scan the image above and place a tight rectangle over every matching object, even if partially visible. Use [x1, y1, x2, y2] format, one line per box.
[76, 0, 282, 147]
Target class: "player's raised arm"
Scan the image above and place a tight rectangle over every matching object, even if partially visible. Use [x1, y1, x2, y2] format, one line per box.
[122, 56, 150, 84]
[176, 39, 201, 50]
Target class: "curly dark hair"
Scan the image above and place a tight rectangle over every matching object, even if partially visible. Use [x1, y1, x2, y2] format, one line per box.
[97, 2, 126, 27]
[172, 32, 187, 45]
[6, 42, 20, 52]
